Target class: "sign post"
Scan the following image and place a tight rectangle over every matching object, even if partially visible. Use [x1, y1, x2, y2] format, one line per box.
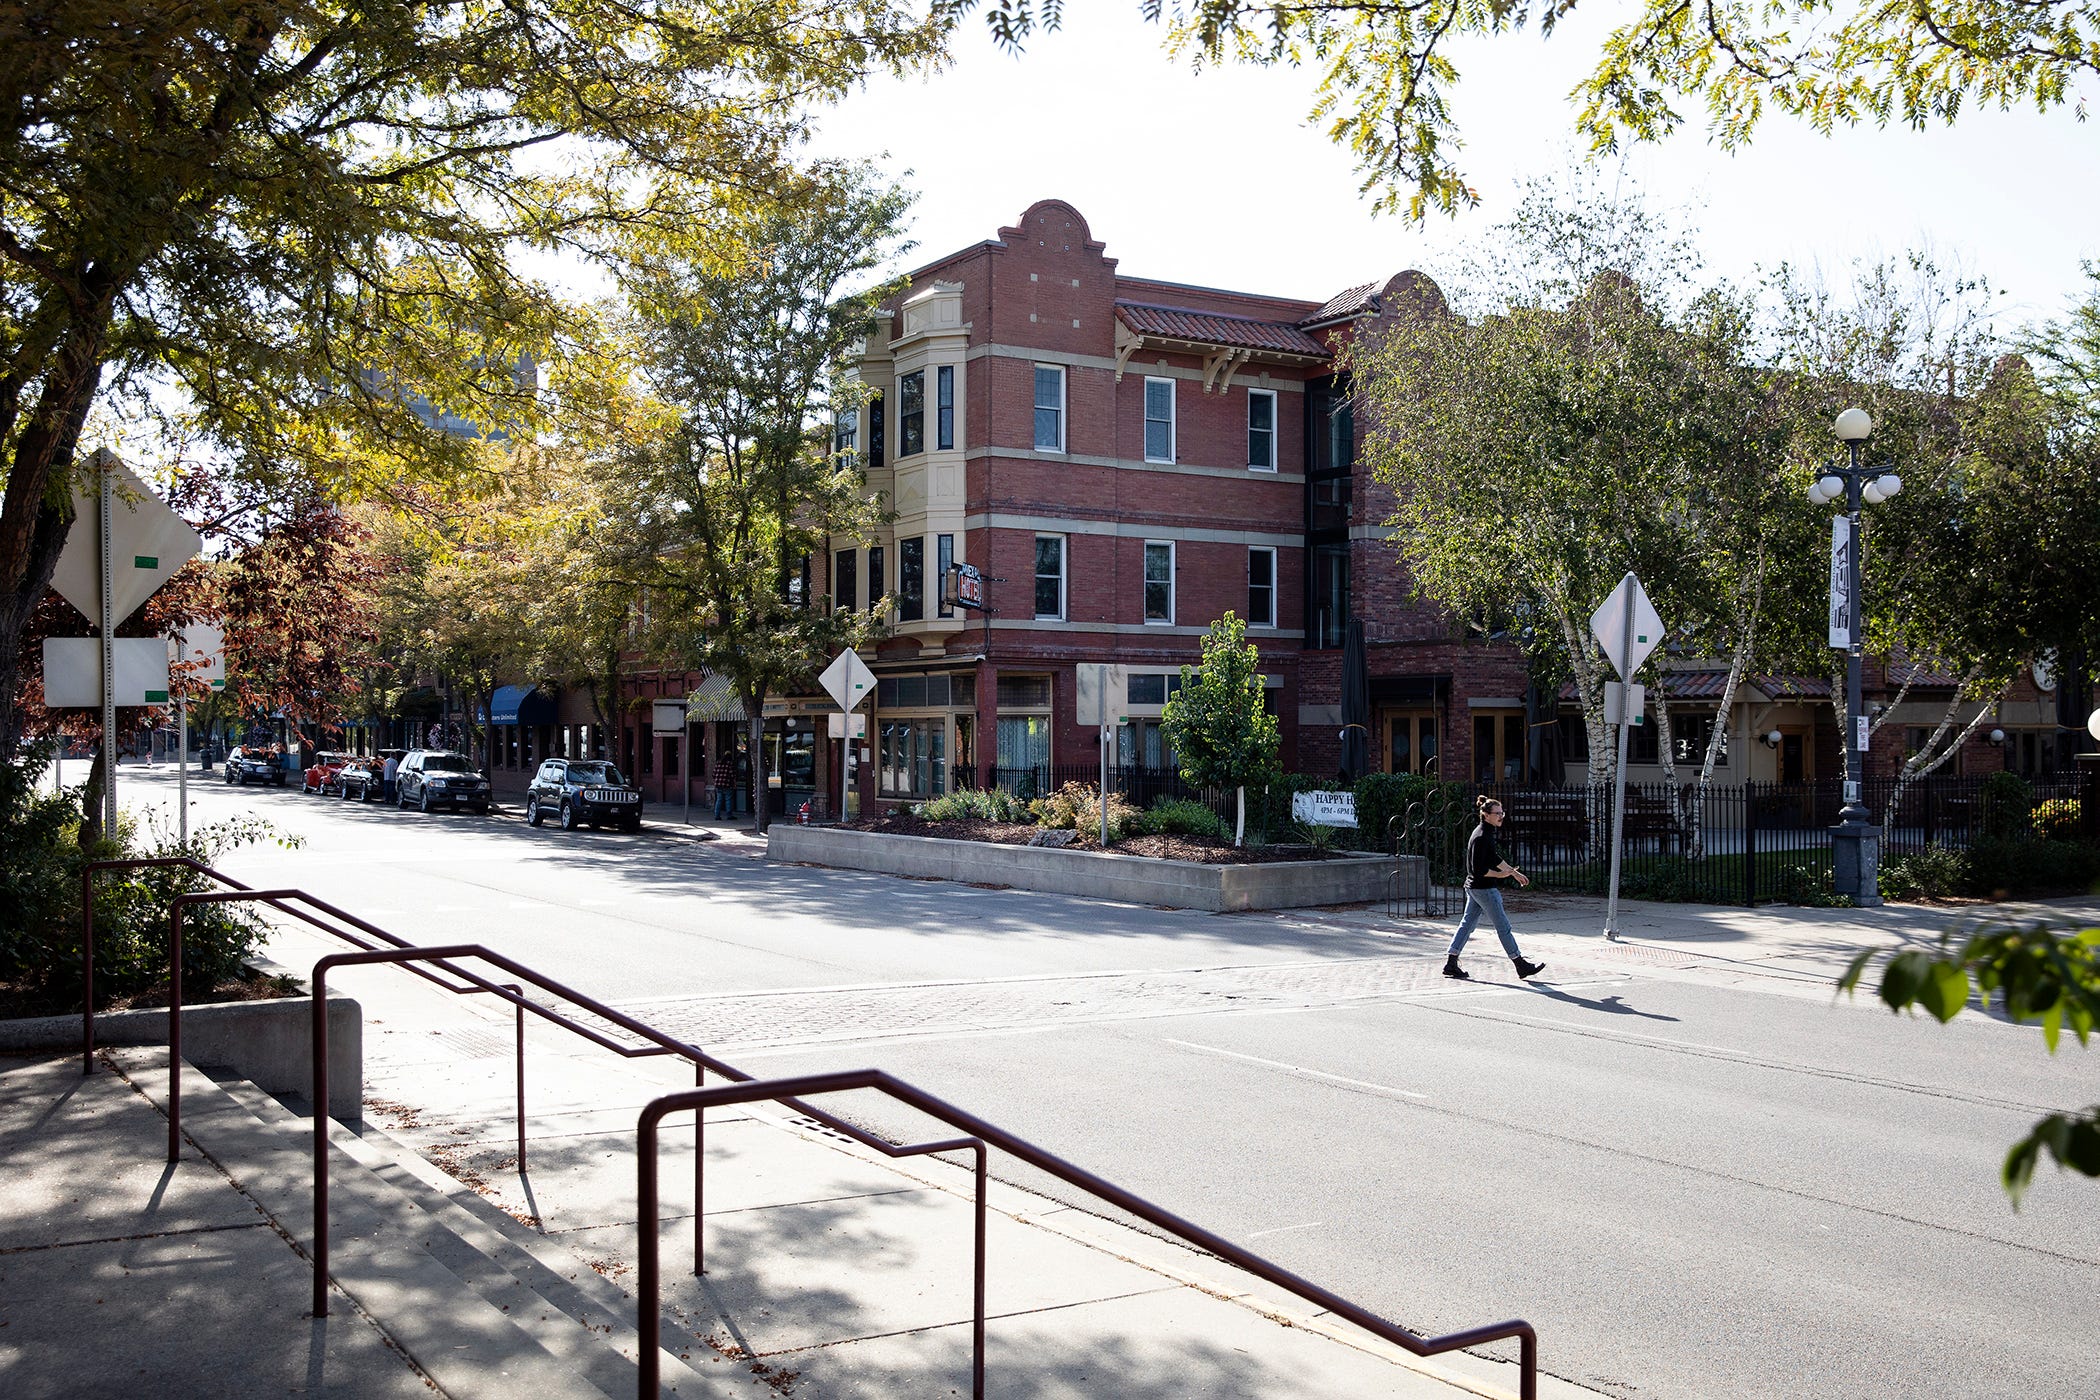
[1589, 572, 1664, 942]
[652, 699, 689, 823]
[819, 650, 878, 823]
[1076, 664, 1128, 847]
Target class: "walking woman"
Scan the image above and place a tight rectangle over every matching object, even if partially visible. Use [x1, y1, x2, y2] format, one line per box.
[1444, 795, 1547, 981]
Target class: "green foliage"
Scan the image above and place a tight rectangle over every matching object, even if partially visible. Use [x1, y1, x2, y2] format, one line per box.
[1131, 797, 1228, 841]
[2034, 798, 2084, 844]
[915, 788, 1033, 824]
[1160, 613, 1282, 796]
[1978, 771, 2037, 841]
[1029, 782, 1139, 844]
[972, 1, 2100, 222]
[0, 749, 293, 1007]
[1879, 844, 1971, 902]
[1841, 923, 2100, 1206]
[1962, 838, 2100, 899]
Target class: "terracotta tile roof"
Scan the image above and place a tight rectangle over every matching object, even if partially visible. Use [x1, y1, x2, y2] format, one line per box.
[1115, 302, 1329, 357]
[1555, 672, 1834, 703]
[1303, 281, 1381, 325]
[1886, 659, 1963, 687]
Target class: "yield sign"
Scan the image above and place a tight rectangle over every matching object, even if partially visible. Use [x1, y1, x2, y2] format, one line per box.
[818, 649, 877, 712]
[49, 450, 203, 624]
[1589, 572, 1665, 679]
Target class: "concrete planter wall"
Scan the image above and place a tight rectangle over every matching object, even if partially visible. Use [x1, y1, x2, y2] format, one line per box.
[0, 958, 362, 1115]
[770, 825, 1424, 913]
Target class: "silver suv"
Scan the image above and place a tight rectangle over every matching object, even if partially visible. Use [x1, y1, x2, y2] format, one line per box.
[394, 750, 491, 815]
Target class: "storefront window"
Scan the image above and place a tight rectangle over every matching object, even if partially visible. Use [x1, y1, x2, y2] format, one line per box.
[879, 718, 947, 797]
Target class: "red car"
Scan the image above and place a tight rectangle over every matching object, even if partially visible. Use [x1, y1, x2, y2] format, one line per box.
[301, 751, 353, 795]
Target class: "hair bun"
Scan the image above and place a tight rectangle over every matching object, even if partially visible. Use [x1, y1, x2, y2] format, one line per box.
[1476, 794, 1494, 814]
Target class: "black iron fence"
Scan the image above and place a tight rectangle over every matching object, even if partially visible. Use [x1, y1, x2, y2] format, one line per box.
[950, 763, 2093, 906]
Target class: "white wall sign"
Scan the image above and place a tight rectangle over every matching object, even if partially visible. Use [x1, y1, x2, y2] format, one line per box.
[651, 699, 688, 735]
[1292, 791, 1359, 828]
[1075, 663, 1129, 727]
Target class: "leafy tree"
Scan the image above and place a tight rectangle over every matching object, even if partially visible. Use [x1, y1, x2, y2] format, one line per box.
[585, 163, 905, 829]
[1161, 612, 1281, 846]
[967, 1, 2100, 217]
[0, 0, 952, 752]
[1352, 175, 1809, 840]
[1842, 923, 2100, 1206]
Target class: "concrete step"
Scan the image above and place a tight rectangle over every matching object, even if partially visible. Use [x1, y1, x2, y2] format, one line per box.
[108, 1049, 770, 1400]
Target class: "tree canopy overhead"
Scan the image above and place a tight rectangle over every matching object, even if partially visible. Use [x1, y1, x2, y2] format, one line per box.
[0, 0, 952, 748]
[967, 1, 2100, 217]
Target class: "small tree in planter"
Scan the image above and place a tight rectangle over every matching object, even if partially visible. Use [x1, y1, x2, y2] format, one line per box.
[1161, 613, 1281, 847]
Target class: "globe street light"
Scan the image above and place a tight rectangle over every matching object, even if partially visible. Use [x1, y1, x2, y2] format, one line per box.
[1811, 408, 1901, 905]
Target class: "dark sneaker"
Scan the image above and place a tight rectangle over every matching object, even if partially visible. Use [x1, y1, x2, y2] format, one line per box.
[1442, 960, 1471, 980]
[1514, 958, 1546, 980]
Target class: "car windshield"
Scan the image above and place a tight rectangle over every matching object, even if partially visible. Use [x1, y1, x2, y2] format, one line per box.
[570, 763, 625, 785]
[422, 754, 472, 772]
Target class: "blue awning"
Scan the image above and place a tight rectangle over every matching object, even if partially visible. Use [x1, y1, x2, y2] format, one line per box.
[490, 684, 557, 727]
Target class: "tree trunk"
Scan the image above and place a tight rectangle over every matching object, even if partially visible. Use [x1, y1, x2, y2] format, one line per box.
[1882, 667, 2003, 831]
[78, 746, 107, 850]
[1234, 785, 1246, 847]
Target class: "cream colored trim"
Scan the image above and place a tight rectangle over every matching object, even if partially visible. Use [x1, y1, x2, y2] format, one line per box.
[963, 511, 1301, 547]
[967, 343, 1307, 392]
[992, 618, 1306, 638]
[962, 447, 1303, 485]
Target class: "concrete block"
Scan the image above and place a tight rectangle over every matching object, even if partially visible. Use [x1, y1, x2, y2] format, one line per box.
[0, 993, 363, 1117]
[768, 827, 1411, 912]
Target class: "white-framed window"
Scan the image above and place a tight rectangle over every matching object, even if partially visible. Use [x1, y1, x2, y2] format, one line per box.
[1034, 534, 1066, 619]
[1033, 364, 1065, 451]
[1247, 388, 1277, 471]
[936, 365, 956, 450]
[1143, 376, 1175, 462]
[898, 370, 925, 457]
[1248, 546, 1277, 627]
[1143, 540, 1173, 624]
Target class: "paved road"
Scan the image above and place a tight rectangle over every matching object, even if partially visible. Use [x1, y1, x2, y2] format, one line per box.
[101, 762, 2100, 1398]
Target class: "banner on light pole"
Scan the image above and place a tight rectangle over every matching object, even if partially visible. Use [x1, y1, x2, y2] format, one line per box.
[1828, 517, 1855, 648]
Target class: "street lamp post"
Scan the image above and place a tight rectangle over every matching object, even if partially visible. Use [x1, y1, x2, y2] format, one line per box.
[1807, 407, 1903, 905]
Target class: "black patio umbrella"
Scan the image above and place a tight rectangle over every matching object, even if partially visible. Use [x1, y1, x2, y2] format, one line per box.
[1525, 679, 1565, 787]
[1339, 618, 1370, 781]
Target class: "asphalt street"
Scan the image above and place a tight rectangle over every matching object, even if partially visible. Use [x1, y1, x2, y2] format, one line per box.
[94, 760, 2100, 1399]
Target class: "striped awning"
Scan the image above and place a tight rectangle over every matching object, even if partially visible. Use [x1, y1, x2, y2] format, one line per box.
[685, 673, 748, 723]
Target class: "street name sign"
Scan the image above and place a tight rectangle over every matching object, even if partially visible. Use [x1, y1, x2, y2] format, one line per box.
[43, 637, 172, 706]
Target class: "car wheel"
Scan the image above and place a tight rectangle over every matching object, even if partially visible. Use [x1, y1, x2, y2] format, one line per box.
[526, 796, 542, 827]
[396, 786, 409, 809]
[473, 803, 489, 816]
[622, 817, 641, 833]
[419, 787, 433, 813]
[559, 800, 578, 831]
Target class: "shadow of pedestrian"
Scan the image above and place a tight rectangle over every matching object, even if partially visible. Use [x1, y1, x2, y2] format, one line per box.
[1522, 982, 1680, 1021]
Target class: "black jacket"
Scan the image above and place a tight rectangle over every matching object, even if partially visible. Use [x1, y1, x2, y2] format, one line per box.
[1464, 823, 1505, 889]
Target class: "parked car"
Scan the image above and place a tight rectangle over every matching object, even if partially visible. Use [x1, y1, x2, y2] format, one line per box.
[301, 751, 352, 795]
[526, 758, 643, 832]
[395, 750, 491, 814]
[223, 746, 288, 786]
[334, 757, 385, 801]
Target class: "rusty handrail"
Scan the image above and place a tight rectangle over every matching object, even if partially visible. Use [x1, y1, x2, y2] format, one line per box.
[641, 1072, 1539, 1400]
[89, 861, 1538, 1397]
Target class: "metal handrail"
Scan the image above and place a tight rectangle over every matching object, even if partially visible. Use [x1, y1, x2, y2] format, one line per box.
[640, 1071, 1539, 1400]
[84, 861, 1540, 1399]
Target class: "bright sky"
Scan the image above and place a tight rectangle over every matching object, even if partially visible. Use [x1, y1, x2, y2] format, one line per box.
[804, 6, 2099, 331]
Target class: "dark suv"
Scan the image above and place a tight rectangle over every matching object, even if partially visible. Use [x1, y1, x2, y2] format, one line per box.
[223, 746, 288, 786]
[395, 750, 491, 814]
[526, 758, 643, 832]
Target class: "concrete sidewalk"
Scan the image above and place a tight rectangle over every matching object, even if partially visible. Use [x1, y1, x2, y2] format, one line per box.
[1, 963, 1578, 1399]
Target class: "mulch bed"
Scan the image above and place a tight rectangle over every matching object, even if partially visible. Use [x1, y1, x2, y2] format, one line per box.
[842, 813, 1351, 865]
[0, 971, 302, 1022]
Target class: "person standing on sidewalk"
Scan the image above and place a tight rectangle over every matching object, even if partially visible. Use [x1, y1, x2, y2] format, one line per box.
[381, 751, 399, 803]
[710, 750, 736, 820]
[1445, 795, 1546, 981]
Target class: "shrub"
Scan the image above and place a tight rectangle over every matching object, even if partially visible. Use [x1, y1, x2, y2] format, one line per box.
[0, 748, 292, 1009]
[2033, 797, 2084, 844]
[1031, 782, 1140, 844]
[1962, 837, 2100, 899]
[1133, 797, 1227, 840]
[1978, 770, 2035, 841]
[1880, 844, 1969, 901]
[916, 788, 1032, 824]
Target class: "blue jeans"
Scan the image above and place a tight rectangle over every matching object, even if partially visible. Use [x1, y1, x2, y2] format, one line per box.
[1448, 887, 1522, 960]
[713, 786, 734, 819]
